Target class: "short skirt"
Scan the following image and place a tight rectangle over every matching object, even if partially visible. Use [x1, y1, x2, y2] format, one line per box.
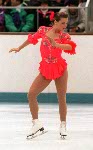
[39, 58, 67, 80]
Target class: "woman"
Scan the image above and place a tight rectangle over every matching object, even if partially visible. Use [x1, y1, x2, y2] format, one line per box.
[9, 12, 76, 138]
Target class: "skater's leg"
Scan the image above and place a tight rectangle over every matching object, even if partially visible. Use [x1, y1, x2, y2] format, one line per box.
[28, 73, 51, 120]
[54, 69, 68, 122]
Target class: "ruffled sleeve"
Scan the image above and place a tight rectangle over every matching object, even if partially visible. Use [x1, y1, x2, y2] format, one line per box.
[61, 33, 77, 55]
[28, 26, 45, 45]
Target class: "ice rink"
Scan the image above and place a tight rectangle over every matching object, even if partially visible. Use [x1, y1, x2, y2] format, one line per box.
[0, 103, 93, 150]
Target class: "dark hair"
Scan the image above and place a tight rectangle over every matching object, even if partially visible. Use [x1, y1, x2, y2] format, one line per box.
[40, 0, 51, 6]
[54, 12, 68, 22]
[67, 0, 79, 6]
[16, 0, 23, 4]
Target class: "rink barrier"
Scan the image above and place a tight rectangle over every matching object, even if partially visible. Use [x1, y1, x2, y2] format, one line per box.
[0, 93, 93, 104]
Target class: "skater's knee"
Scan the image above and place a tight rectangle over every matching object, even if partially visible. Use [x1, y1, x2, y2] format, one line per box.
[28, 90, 37, 100]
[57, 91, 67, 103]
[58, 90, 66, 98]
[61, 91, 66, 97]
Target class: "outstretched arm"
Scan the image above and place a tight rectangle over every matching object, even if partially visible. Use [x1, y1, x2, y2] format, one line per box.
[9, 26, 45, 53]
[9, 40, 30, 53]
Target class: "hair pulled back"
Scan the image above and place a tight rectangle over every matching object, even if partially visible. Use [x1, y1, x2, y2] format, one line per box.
[54, 12, 68, 22]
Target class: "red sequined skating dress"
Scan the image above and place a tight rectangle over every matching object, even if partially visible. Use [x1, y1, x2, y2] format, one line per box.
[28, 26, 76, 80]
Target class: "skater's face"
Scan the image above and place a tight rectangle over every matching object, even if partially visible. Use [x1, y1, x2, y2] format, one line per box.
[53, 12, 68, 32]
[54, 18, 68, 31]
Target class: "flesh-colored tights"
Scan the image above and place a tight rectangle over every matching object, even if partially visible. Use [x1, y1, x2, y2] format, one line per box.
[28, 69, 68, 122]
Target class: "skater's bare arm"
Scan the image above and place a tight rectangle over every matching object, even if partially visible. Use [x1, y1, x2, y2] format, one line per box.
[55, 43, 72, 50]
[48, 37, 72, 50]
[9, 39, 30, 53]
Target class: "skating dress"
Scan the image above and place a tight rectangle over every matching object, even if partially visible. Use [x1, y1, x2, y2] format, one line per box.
[28, 26, 76, 80]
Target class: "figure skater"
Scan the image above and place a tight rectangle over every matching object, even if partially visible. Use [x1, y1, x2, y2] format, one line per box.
[9, 12, 76, 138]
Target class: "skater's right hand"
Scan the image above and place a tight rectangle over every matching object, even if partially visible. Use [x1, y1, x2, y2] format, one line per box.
[9, 47, 20, 53]
[48, 37, 57, 47]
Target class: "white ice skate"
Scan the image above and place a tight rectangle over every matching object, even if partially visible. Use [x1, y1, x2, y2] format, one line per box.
[60, 121, 67, 139]
[27, 119, 47, 139]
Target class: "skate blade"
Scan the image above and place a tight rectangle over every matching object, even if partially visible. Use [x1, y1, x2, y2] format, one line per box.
[60, 133, 67, 140]
[26, 130, 48, 140]
[60, 134, 67, 140]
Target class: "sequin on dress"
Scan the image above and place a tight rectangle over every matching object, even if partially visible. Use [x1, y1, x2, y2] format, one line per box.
[28, 26, 76, 80]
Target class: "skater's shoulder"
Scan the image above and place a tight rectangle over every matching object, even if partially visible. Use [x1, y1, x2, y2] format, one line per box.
[60, 32, 71, 40]
[38, 26, 52, 34]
